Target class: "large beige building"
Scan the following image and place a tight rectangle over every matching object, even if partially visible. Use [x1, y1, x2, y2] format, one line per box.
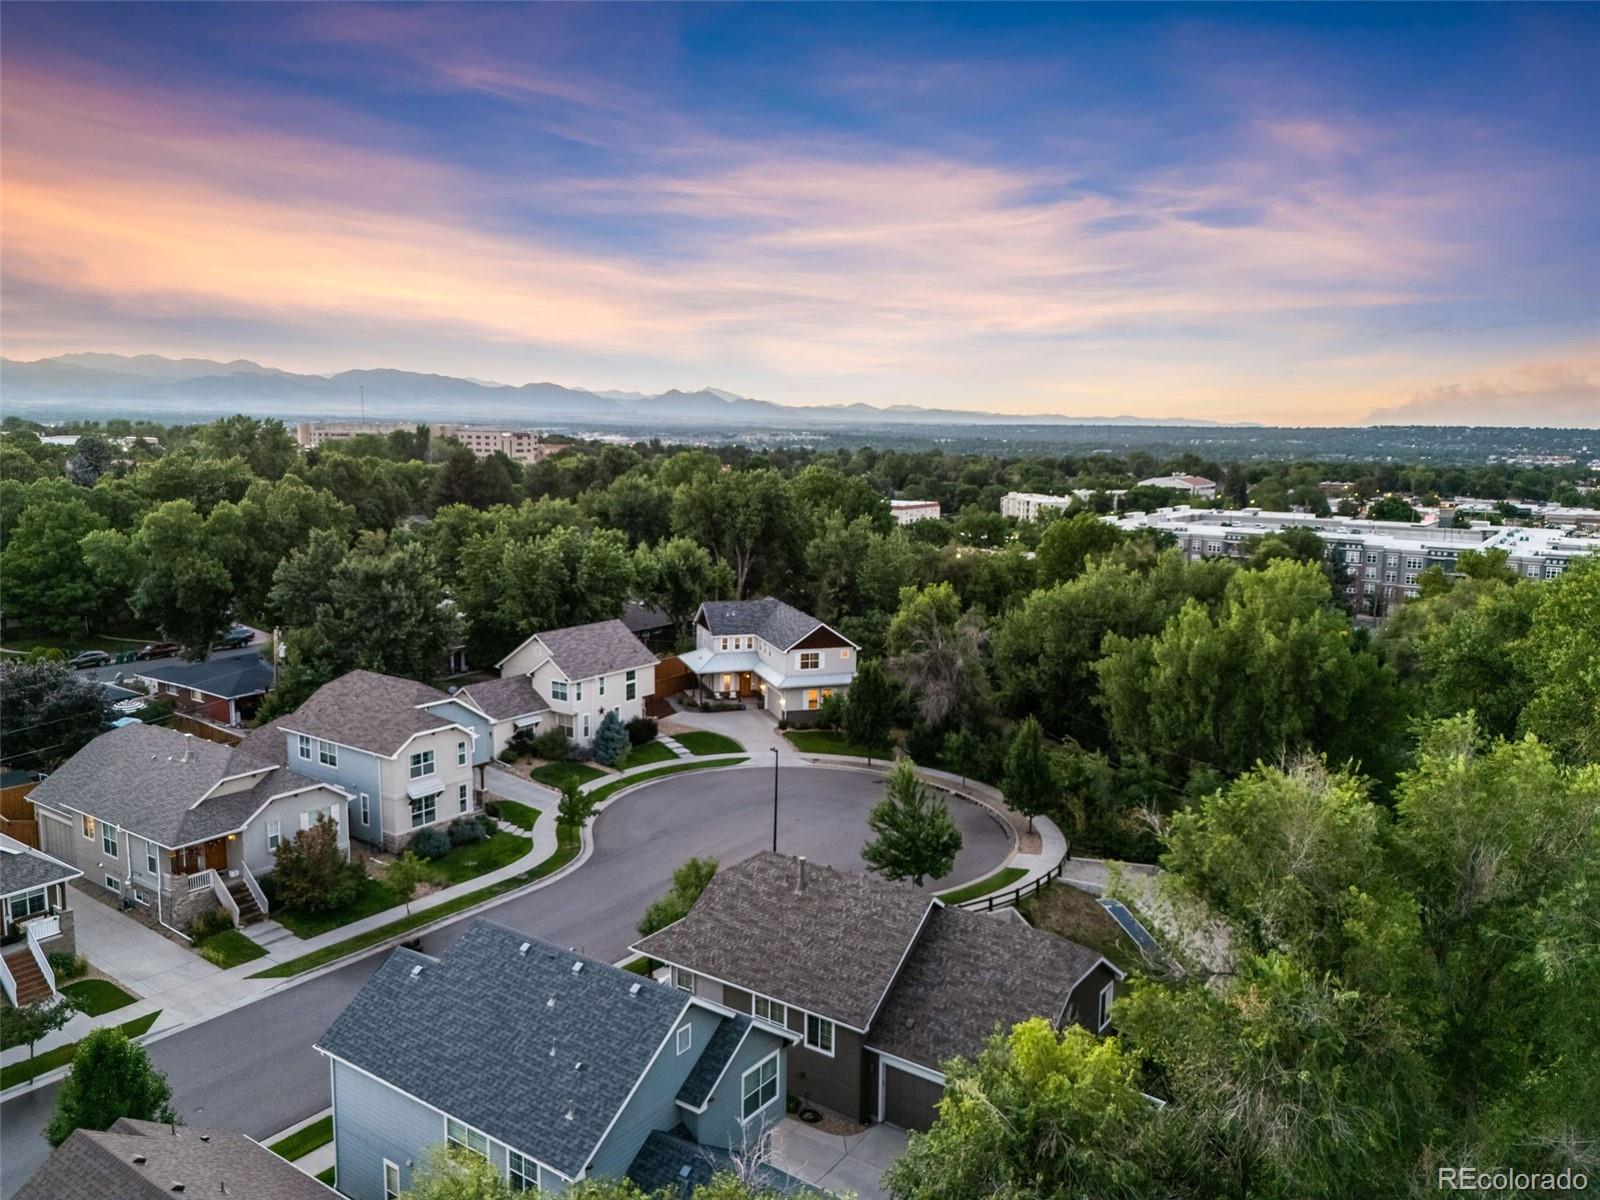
[295, 421, 555, 465]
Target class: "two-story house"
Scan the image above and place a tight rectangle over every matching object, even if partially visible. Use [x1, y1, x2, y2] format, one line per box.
[27, 724, 350, 934]
[318, 920, 800, 1199]
[494, 619, 657, 744]
[636, 853, 1124, 1133]
[239, 671, 488, 853]
[677, 599, 858, 725]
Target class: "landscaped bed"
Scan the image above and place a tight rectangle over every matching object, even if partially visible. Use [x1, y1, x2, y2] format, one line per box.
[617, 741, 677, 770]
[1017, 881, 1140, 970]
[0, 1010, 160, 1090]
[936, 866, 1028, 905]
[196, 928, 267, 969]
[784, 729, 878, 758]
[268, 1114, 333, 1161]
[530, 761, 607, 790]
[673, 730, 744, 756]
[60, 978, 137, 1017]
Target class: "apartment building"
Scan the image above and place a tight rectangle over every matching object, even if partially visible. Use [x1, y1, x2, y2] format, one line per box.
[1000, 491, 1076, 521]
[890, 499, 942, 524]
[295, 421, 554, 464]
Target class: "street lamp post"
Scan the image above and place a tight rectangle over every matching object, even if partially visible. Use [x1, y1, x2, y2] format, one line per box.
[771, 747, 780, 853]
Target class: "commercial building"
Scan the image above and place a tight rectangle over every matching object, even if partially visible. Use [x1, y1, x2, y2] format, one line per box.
[295, 421, 555, 465]
[1137, 474, 1218, 499]
[889, 499, 942, 524]
[1000, 491, 1076, 521]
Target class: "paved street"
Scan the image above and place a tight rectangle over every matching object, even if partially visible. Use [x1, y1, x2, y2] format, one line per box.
[0, 764, 1011, 1194]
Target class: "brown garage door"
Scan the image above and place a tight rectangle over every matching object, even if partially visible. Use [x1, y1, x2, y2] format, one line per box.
[882, 1064, 944, 1132]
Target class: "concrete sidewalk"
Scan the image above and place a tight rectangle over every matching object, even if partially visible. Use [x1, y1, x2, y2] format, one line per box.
[771, 1118, 905, 1200]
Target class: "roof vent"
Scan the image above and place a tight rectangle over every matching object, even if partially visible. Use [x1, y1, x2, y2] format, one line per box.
[549, 1044, 557, 1057]
[571, 961, 583, 974]
[198, 1135, 209, 1143]
[574, 1061, 584, 1071]
[171, 1185, 185, 1194]
[547, 995, 556, 1008]
[133, 1156, 147, 1165]
[564, 1105, 575, 1121]
[519, 942, 530, 957]
[629, 982, 642, 996]
[795, 855, 807, 894]
[409, 964, 423, 979]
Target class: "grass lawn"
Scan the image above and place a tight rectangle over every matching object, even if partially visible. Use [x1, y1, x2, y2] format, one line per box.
[621, 957, 653, 975]
[618, 741, 677, 770]
[937, 867, 1028, 905]
[197, 929, 267, 969]
[0, 1011, 160, 1090]
[317, 1167, 335, 1185]
[531, 761, 607, 790]
[429, 830, 531, 885]
[491, 800, 540, 831]
[60, 979, 137, 1017]
[784, 729, 879, 758]
[1018, 882, 1140, 971]
[251, 825, 583, 980]
[268, 1114, 333, 1161]
[674, 730, 745, 756]
[586, 758, 748, 806]
[265, 875, 399, 939]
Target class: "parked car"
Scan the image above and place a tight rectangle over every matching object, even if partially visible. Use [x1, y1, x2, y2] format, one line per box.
[69, 649, 111, 669]
[214, 625, 255, 650]
[134, 641, 181, 660]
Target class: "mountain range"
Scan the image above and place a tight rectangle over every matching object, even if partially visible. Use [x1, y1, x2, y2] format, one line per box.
[1, 353, 1241, 427]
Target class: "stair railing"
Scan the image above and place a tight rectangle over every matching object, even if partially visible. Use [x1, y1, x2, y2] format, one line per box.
[239, 860, 270, 917]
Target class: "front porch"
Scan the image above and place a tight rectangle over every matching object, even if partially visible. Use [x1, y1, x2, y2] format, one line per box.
[1, 882, 76, 1006]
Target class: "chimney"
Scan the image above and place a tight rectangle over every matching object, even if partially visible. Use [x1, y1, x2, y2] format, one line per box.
[795, 856, 807, 894]
[181, 733, 195, 763]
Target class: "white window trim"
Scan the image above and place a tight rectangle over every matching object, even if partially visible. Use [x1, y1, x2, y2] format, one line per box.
[383, 1159, 401, 1200]
[105, 875, 122, 894]
[752, 994, 787, 1030]
[799, 651, 821, 670]
[297, 734, 312, 761]
[459, 783, 469, 813]
[410, 794, 438, 828]
[318, 739, 338, 768]
[457, 740, 468, 766]
[359, 792, 371, 825]
[266, 819, 282, 851]
[409, 749, 436, 779]
[1098, 981, 1115, 1032]
[676, 1024, 692, 1055]
[804, 1013, 836, 1057]
[102, 822, 119, 856]
[740, 1050, 781, 1122]
[671, 966, 695, 992]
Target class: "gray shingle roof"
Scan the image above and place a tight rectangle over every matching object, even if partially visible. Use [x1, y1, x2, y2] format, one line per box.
[621, 601, 672, 635]
[0, 840, 80, 897]
[136, 654, 274, 699]
[868, 905, 1108, 1071]
[279, 670, 456, 756]
[527, 619, 656, 681]
[318, 920, 690, 1179]
[13, 1118, 336, 1200]
[697, 598, 844, 650]
[634, 853, 934, 1030]
[626, 1128, 816, 1197]
[455, 676, 551, 721]
[25, 724, 340, 849]
[676, 1013, 751, 1109]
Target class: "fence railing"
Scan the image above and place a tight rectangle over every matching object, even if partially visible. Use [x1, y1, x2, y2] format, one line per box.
[186, 869, 217, 894]
[25, 922, 56, 995]
[953, 845, 1073, 912]
[0, 951, 16, 1005]
[209, 873, 241, 928]
[240, 861, 269, 917]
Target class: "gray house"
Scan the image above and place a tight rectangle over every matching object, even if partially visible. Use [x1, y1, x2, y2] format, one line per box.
[27, 724, 350, 934]
[677, 599, 857, 725]
[319, 920, 797, 1198]
[635, 853, 1125, 1132]
[1, 834, 81, 1005]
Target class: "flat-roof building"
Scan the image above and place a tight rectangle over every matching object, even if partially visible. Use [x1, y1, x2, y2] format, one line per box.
[889, 499, 942, 524]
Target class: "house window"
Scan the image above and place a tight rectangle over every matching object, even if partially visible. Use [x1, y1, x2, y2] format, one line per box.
[459, 784, 469, 813]
[839, 648, 850, 660]
[318, 740, 338, 768]
[267, 820, 282, 851]
[625, 669, 637, 701]
[677, 1024, 692, 1055]
[575, 681, 583, 701]
[298, 735, 312, 761]
[190, 688, 204, 702]
[445, 1117, 489, 1158]
[102, 823, 119, 856]
[719, 638, 729, 651]
[105, 875, 122, 894]
[598, 675, 606, 697]
[805, 1014, 835, 1055]
[457, 740, 468, 766]
[550, 680, 568, 701]
[741, 1052, 779, 1120]
[1098, 982, 1115, 1031]
[409, 749, 436, 779]
[146, 841, 158, 874]
[671, 966, 695, 992]
[410, 794, 437, 828]
[383, 1160, 401, 1200]
[753, 996, 786, 1028]
[806, 690, 820, 710]
[799, 652, 821, 670]
[359, 793, 371, 825]
[582, 713, 590, 739]
[81, 814, 96, 839]
[507, 1150, 536, 1193]
[7, 888, 47, 922]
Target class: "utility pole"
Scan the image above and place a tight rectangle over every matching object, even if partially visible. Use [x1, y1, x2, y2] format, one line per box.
[771, 747, 780, 853]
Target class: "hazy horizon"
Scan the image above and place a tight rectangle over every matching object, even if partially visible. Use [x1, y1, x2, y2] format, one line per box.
[3, 3, 1597, 426]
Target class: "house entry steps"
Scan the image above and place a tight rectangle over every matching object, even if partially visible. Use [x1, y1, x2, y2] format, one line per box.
[227, 878, 265, 926]
[4, 946, 52, 1005]
[654, 734, 693, 760]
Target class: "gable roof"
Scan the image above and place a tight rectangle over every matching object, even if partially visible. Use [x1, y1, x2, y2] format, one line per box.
[621, 601, 672, 635]
[676, 1013, 754, 1110]
[136, 654, 274, 699]
[497, 618, 656, 680]
[279, 670, 457, 756]
[13, 1118, 336, 1200]
[626, 1128, 815, 1197]
[318, 920, 691, 1180]
[25, 724, 341, 849]
[867, 905, 1114, 1072]
[634, 853, 933, 1030]
[696, 598, 854, 651]
[453, 675, 551, 722]
[0, 835, 80, 897]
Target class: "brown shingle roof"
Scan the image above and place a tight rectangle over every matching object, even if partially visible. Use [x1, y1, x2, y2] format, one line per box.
[634, 853, 933, 1030]
[867, 905, 1108, 1072]
[527, 619, 656, 681]
[279, 670, 456, 756]
[456, 675, 551, 721]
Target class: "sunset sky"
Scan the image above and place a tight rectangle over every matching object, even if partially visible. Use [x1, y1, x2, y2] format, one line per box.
[3, 2, 1596, 424]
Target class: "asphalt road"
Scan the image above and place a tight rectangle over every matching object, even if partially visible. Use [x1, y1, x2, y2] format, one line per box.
[76, 639, 268, 686]
[0, 765, 1011, 1194]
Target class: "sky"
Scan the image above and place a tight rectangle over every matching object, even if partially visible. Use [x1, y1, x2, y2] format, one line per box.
[2, 2, 1597, 425]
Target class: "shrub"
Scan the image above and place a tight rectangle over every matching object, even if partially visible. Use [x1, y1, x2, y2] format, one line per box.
[409, 827, 451, 860]
[477, 814, 498, 837]
[532, 727, 569, 761]
[483, 799, 501, 818]
[270, 817, 364, 913]
[47, 952, 88, 980]
[815, 692, 845, 730]
[565, 741, 595, 763]
[448, 816, 486, 846]
[498, 748, 518, 763]
[187, 908, 234, 942]
[625, 716, 659, 745]
[777, 717, 790, 730]
[508, 727, 539, 755]
[592, 710, 631, 766]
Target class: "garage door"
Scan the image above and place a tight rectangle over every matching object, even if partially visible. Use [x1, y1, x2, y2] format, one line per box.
[39, 813, 74, 862]
[882, 1064, 944, 1132]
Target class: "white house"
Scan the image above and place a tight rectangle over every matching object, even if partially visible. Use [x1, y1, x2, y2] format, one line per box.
[495, 619, 657, 743]
[677, 598, 857, 725]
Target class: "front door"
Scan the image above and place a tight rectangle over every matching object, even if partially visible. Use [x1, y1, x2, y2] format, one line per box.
[203, 838, 228, 872]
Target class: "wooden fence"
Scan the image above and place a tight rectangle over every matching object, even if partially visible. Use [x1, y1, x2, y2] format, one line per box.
[954, 845, 1072, 912]
[0, 779, 40, 848]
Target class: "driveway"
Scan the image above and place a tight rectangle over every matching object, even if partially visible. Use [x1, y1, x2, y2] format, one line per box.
[481, 764, 558, 811]
[662, 706, 801, 762]
[771, 1119, 907, 1200]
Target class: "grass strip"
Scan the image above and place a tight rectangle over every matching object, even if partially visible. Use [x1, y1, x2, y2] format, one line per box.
[197, 929, 268, 969]
[316, 1167, 335, 1185]
[268, 1114, 333, 1161]
[60, 978, 137, 1017]
[937, 866, 1028, 905]
[530, 761, 607, 789]
[490, 800, 540, 831]
[673, 730, 745, 756]
[1, 1011, 161, 1090]
[783, 730, 878, 757]
[586, 758, 747, 806]
[618, 741, 677, 769]
[621, 957, 653, 975]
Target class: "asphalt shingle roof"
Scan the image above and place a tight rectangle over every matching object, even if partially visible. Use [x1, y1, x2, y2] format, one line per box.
[868, 905, 1107, 1071]
[0, 839, 80, 897]
[697, 598, 845, 650]
[13, 1118, 336, 1200]
[626, 1128, 815, 1197]
[635, 853, 934, 1030]
[529, 619, 656, 681]
[136, 654, 274, 699]
[318, 920, 690, 1179]
[455, 675, 551, 721]
[676, 1013, 751, 1109]
[279, 670, 456, 756]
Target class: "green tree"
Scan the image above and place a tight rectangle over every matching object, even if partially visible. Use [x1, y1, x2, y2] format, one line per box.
[634, 536, 734, 638]
[638, 856, 718, 937]
[86, 499, 235, 653]
[0, 997, 78, 1059]
[671, 468, 804, 598]
[431, 443, 519, 511]
[0, 659, 111, 770]
[557, 779, 599, 831]
[1516, 555, 1600, 762]
[384, 851, 437, 915]
[1368, 494, 1420, 522]
[197, 415, 297, 479]
[940, 728, 985, 785]
[841, 660, 896, 763]
[1001, 716, 1054, 833]
[861, 759, 963, 886]
[585, 472, 672, 546]
[0, 490, 107, 633]
[1035, 511, 1124, 586]
[883, 583, 991, 731]
[46, 1026, 176, 1147]
[591, 709, 632, 767]
[64, 433, 116, 486]
[400, 1144, 518, 1200]
[269, 817, 363, 914]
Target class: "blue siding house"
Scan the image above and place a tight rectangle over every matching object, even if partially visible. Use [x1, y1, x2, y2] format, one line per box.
[318, 920, 799, 1198]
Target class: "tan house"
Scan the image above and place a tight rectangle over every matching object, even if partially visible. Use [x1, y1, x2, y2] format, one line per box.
[495, 619, 657, 743]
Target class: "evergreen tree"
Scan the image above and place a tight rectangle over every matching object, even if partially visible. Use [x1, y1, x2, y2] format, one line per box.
[591, 709, 632, 766]
[842, 659, 896, 763]
[46, 1027, 175, 1147]
[1001, 715, 1054, 833]
[862, 759, 963, 887]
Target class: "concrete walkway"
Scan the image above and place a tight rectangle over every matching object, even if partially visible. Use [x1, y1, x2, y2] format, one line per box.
[771, 1118, 905, 1200]
[654, 733, 692, 759]
[661, 707, 802, 763]
[483, 763, 558, 808]
[263, 1108, 334, 1182]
